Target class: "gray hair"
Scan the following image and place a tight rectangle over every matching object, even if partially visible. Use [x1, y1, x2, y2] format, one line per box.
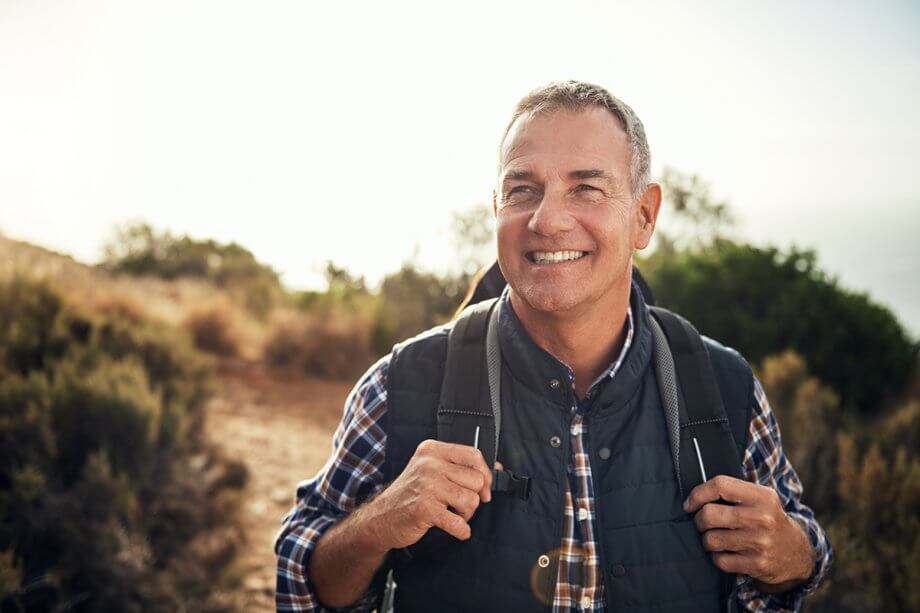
[499, 80, 651, 200]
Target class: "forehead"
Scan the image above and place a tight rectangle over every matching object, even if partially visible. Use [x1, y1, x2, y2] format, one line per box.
[500, 106, 631, 177]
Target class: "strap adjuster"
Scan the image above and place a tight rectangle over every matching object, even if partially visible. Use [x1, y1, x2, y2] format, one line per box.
[491, 469, 531, 500]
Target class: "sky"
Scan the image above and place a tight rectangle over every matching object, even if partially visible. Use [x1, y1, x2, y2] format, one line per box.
[1, 0, 918, 334]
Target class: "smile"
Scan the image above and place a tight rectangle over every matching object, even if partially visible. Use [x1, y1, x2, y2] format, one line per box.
[527, 250, 590, 264]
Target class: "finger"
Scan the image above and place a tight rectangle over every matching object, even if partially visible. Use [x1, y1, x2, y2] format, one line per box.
[710, 551, 759, 575]
[431, 506, 471, 541]
[438, 480, 480, 521]
[436, 442, 493, 501]
[683, 475, 756, 513]
[442, 463, 487, 499]
[693, 502, 743, 532]
[700, 528, 747, 553]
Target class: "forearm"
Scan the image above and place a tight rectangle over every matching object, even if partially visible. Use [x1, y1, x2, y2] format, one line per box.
[309, 500, 391, 608]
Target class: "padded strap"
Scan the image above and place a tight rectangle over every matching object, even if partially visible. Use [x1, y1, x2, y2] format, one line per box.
[649, 307, 744, 496]
[437, 298, 499, 467]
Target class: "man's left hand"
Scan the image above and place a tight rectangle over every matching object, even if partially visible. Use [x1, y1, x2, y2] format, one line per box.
[683, 475, 816, 593]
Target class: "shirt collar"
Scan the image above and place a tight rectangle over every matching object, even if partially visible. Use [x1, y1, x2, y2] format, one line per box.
[498, 284, 635, 402]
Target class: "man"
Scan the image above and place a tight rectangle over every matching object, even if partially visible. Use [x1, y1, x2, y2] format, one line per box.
[275, 81, 832, 612]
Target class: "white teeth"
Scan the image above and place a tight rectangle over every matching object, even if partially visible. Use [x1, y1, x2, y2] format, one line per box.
[532, 250, 587, 264]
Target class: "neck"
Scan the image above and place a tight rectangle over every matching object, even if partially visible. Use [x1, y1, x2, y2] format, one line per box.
[509, 282, 631, 400]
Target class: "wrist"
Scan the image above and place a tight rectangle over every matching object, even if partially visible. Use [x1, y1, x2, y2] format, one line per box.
[754, 515, 815, 593]
[787, 514, 817, 583]
[350, 493, 394, 556]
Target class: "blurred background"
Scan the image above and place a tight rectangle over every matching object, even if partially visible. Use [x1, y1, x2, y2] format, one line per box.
[1, 0, 917, 611]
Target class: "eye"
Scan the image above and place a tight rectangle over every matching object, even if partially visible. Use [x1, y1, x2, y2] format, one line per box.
[576, 184, 598, 192]
[509, 185, 533, 195]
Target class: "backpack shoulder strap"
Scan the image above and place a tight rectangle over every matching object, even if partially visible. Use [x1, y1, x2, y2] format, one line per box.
[648, 306, 744, 500]
[438, 297, 500, 467]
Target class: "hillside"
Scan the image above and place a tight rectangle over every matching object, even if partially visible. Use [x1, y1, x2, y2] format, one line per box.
[0, 235, 347, 611]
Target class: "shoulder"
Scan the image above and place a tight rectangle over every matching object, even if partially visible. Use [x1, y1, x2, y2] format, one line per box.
[699, 334, 756, 450]
[700, 333, 755, 382]
[388, 321, 454, 390]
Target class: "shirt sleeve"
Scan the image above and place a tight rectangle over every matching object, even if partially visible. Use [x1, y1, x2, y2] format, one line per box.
[274, 354, 390, 612]
[735, 375, 834, 612]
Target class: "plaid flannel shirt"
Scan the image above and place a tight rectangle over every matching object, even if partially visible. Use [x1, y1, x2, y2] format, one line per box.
[275, 294, 833, 612]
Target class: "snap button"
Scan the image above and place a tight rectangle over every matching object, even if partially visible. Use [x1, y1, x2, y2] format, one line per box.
[598, 447, 611, 460]
[549, 378, 561, 390]
[549, 435, 561, 448]
[578, 507, 588, 521]
[581, 595, 592, 609]
[538, 554, 550, 568]
[611, 563, 626, 577]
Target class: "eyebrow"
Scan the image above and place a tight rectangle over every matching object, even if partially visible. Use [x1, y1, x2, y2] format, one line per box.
[570, 169, 608, 180]
[502, 169, 536, 183]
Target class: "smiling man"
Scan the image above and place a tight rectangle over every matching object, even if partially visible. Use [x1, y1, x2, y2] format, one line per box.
[275, 81, 832, 612]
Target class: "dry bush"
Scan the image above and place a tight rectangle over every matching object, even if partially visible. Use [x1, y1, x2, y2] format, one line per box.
[263, 312, 373, 380]
[183, 306, 241, 357]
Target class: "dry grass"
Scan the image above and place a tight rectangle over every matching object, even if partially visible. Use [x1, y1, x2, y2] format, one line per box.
[0, 235, 267, 359]
[263, 310, 374, 380]
[184, 305, 242, 357]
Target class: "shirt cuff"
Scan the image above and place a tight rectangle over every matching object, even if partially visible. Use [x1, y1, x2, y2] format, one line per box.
[734, 513, 833, 612]
[276, 517, 383, 612]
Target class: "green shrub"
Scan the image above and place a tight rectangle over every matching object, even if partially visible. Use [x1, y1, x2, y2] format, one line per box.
[0, 277, 246, 611]
[640, 242, 917, 413]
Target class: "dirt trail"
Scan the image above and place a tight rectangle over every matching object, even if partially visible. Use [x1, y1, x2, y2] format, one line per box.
[206, 360, 353, 611]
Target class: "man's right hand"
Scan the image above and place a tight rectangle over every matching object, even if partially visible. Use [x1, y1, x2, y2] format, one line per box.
[362, 439, 495, 551]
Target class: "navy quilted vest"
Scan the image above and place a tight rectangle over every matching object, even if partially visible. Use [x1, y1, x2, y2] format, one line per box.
[383, 284, 753, 612]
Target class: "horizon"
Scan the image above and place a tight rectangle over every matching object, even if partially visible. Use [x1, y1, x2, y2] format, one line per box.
[1, 0, 918, 334]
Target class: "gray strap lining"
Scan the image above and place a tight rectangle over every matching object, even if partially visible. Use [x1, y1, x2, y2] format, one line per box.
[649, 314, 683, 500]
[485, 299, 502, 463]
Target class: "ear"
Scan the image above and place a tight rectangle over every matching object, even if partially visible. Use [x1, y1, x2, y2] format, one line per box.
[633, 183, 662, 250]
[492, 189, 499, 216]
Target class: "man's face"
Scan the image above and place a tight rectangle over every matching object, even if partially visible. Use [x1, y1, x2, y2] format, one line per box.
[494, 106, 657, 316]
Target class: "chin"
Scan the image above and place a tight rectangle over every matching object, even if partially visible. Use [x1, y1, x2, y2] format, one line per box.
[515, 284, 585, 314]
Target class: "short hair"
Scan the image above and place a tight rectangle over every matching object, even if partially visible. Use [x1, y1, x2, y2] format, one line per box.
[499, 80, 651, 200]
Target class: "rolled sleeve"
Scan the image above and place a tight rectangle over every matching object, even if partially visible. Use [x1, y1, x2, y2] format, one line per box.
[735, 376, 834, 612]
[274, 355, 390, 612]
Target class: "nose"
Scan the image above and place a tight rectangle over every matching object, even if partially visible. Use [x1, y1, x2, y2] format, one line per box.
[527, 187, 575, 236]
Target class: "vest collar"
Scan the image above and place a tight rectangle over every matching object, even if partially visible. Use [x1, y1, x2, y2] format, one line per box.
[497, 279, 654, 414]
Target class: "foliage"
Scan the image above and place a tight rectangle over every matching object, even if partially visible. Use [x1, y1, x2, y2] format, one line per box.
[184, 306, 241, 357]
[0, 277, 246, 611]
[640, 242, 917, 413]
[758, 351, 919, 612]
[652, 167, 736, 255]
[371, 262, 469, 355]
[263, 314, 373, 380]
[102, 222, 283, 319]
[450, 204, 495, 277]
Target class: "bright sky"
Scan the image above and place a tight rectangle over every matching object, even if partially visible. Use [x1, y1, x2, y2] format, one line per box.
[1, 0, 918, 334]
